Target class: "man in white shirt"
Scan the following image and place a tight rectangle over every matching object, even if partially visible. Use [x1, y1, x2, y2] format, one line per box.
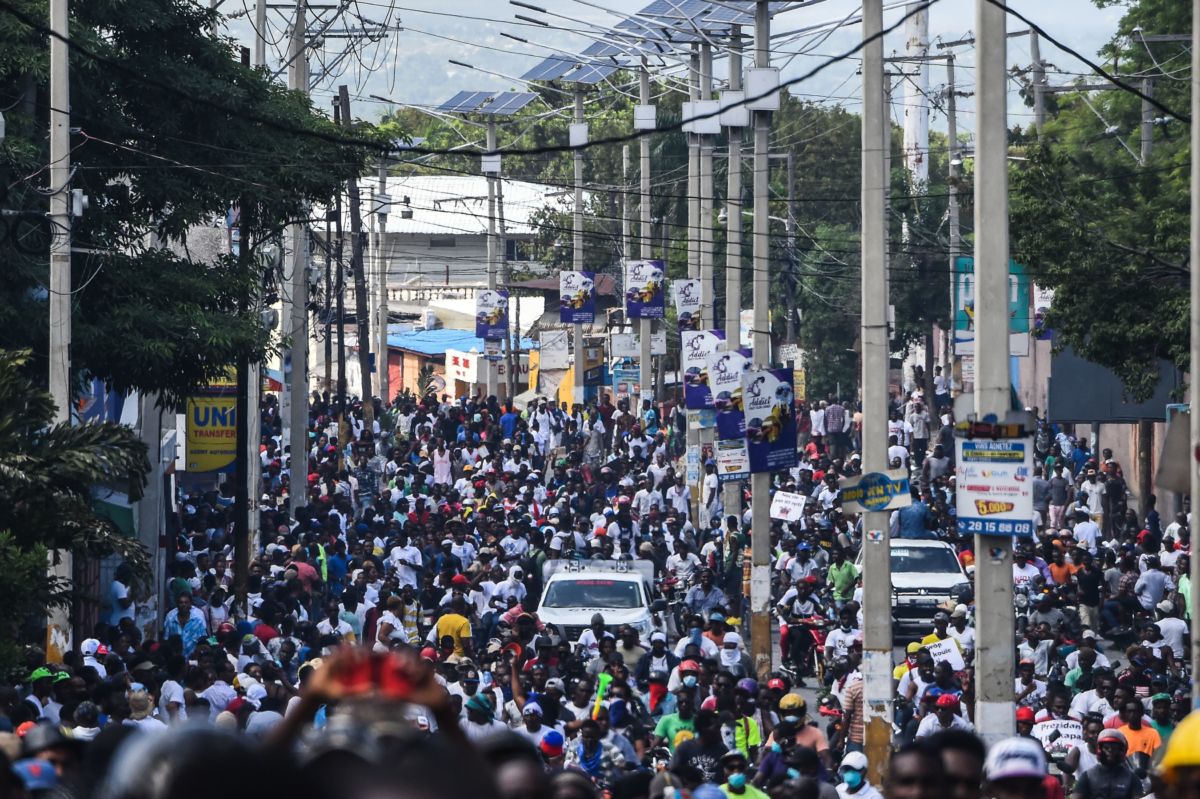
[316, 602, 356, 655]
[666, 544, 702, 583]
[886, 435, 909, 469]
[388, 532, 424, 589]
[1073, 514, 1101, 555]
[1154, 600, 1189, 659]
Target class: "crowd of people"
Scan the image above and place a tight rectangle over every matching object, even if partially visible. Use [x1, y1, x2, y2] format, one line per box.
[2, 380, 1198, 799]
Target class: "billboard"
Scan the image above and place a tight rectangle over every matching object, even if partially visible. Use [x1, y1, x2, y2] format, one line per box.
[673, 278, 702, 331]
[474, 289, 509, 339]
[682, 329, 724, 410]
[625, 260, 666, 319]
[559, 271, 595, 324]
[185, 396, 237, 472]
[742, 367, 798, 473]
[711, 347, 751, 440]
[955, 437, 1035, 538]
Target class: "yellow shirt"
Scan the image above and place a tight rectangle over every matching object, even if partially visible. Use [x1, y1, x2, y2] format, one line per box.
[920, 633, 962, 651]
[434, 612, 472, 656]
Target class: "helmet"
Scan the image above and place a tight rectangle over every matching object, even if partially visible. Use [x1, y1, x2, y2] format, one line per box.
[1158, 710, 1200, 783]
[779, 693, 805, 712]
[736, 678, 758, 695]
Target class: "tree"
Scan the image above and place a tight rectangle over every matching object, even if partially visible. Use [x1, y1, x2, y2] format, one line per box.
[1009, 0, 1189, 400]
[0, 349, 150, 668]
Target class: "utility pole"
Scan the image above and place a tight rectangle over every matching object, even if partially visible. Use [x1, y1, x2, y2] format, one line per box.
[324, 211, 333, 397]
[233, 196, 253, 610]
[572, 91, 586, 407]
[638, 63, 653, 408]
[749, 0, 773, 680]
[622, 145, 631, 261]
[286, 0, 309, 517]
[698, 41, 717, 520]
[721, 29, 744, 522]
[499, 178, 517, 401]
[861, 0, 894, 783]
[333, 100, 349, 466]
[339, 85, 373, 429]
[687, 44, 702, 524]
[1140, 78, 1155, 166]
[945, 57, 961, 384]
[902, 1, 930, 184]
[486, 118, 499, 400]
[974, 0, 1016, 745]
[377, 157, 390, 406]
[784, 151, 797, 345]
[254, 0, 267, 67]
[1189, 0, 1200, 710]
[1031, 32, 1046, 138]
[45, 0, 72, 662]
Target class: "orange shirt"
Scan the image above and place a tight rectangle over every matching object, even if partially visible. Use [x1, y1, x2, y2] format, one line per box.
[1048, 562, 1078, 585]
[1118, 724, 1162, 756]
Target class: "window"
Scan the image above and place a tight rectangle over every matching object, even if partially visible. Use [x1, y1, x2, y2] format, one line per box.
[542, 579, 643, 609]
[429, 237, 456, 248]
[505, 239, 533, 262]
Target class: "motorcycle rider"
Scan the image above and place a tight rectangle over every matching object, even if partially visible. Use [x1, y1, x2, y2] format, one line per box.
[1071, 729, 1140, 799]
[684, 569, 727, 618]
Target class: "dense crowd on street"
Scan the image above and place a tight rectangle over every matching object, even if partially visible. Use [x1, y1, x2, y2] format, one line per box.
[2, 376, 1198, 799]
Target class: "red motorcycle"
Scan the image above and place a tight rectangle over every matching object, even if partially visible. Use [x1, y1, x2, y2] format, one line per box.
[779, 615, 833, 683]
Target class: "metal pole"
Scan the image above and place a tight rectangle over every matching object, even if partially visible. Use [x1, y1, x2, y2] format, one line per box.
[721, 29, 744, 521]
[254, 0, 267, 67]
[486, 120, 499, 400]
[784, 151, 796, 345]
[1031, 32, 1045, 138]
[860, 0, 894, 782]
[974, 0, 1016, 745]
[573, 92, 586, 407]
[1189, 0, 1200, 708]
[946, 57, 960, 383]
[1140, 78, 1154, 166]
[749, 0, 773, 681]
[46, 0, 72, 662]
[639, 66, 653, 408]
[286, 2, 309, 516]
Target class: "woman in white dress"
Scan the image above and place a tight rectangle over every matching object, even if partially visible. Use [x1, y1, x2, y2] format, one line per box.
[432, 440, 453, 486]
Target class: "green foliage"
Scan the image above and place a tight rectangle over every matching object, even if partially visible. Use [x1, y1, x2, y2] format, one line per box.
[0, 532, 66, 676]
[1009, 0, 1190, 400]
[0, 349, 150, 662]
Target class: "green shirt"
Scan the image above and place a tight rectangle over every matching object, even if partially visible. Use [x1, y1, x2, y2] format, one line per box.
[828, 561, 859, 601]
[654, 713, 696, 752]
[721, 783, 771, 799]
[1152, 720, 1175, 746]
[733, 714, 762, 758]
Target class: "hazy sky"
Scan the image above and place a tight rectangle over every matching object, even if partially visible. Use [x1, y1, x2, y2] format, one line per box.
[233, 0, 1128, 139]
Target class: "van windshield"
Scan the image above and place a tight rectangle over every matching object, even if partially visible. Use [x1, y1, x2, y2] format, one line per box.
[890, 547, 962, 575]
[542, 579, 643, 609]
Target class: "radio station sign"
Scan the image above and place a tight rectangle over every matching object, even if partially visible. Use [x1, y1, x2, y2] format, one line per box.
[840, 470, 911, 514]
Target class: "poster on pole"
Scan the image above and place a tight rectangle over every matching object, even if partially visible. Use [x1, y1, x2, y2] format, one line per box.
[769, 490, 807, 522]
[743, 367, 798, 473]
[673, 279, 702, 331]
[711, 347, 751, 440]
[840, 470, 912, 514]
[540, 330, 569, 370]
[682, 329, 725, 410]
[559, 271, 595, 324]
[716, 439, 750, 483]
[955, 436, 1035, 537]
[475, 290, 509, 339]
[625, 260, 666, 319]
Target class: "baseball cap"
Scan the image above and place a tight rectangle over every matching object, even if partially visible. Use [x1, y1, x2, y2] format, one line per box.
[933, 611, 950, 623]
[984, 737, 1047, 781]
[767, 678, 787, 691]
[951, 604, 969, 619]
[841, 751, 869, 771]
[906, 642, 922, 655]
[680, 659, 700, 673]
[1157, 600, 1174, 614]
[936, 694, 961, 709]
[27, 667, 53, 683]
[650, 631, 668, 643]
[540, 730, 565, 758]
[522, 702, 544, 717]
[13, 759, 59, 792]
[1015, 707, 1036, 722]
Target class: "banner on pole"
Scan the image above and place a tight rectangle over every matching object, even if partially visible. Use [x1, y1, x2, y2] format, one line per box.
[475, 289, 509, 339]
[559, 271, 595, 324]
[955, 436, 1035, 537]
[743, 367, 798, 473]
[673, 278, 702, 331]
[769, 490, 807, 522]
[625, 260, 666, 319]
[716, 439, 750, 483]
[711, 347, 751, 440]
[682, 329, 725, 410]
[840, 470, 912, 514]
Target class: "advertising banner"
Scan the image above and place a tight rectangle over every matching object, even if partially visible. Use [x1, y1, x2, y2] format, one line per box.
[955, 436, 1035, 537]
[185, 396, 237, 472]
[474, 289, 509, 339]
[673, 278, 702, 331]
[540, 330, 570, 370]
[742, 367, 798, 473]
[625, 260, 666, 319]
[716, 439, 750, 483]
[682, 329, 725, 410]
[559, 270, 595, 324]
[840, 470, 913, 514]
[710, 347, 751, 440]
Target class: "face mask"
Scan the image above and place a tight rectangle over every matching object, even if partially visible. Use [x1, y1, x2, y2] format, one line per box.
[786, 769, 800, 780]
[683, 675, 698, 687]
[783, 715, 800, 724]
[841, 770, 864, 790]
[728, 773, 747, 790]
[771, 742, 782, 754]
[841, 625, 852, 633]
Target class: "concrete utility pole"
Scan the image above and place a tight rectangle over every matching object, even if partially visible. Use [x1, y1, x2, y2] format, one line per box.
[902, 2, 930, 184]
[1030, 32, 1046, 138]
[687, 46, 702, 524]
[286, 1, 309, 516]
[722, 29, 744, 520]
[46, 0, 72, 662]
[784, 151, 796, 345]
[1190, 0, 1200, 708]
[973, 0, 1016, 745]
[698, 41, 717, 520]
[573, 91, 586, 406]
[945, 57, 961, 383]
[254, 0, 267, 67]
[748, 0, 773, 680]
[638, 64, 653, 407]
[499, 178, 516, 401]
[486, 119, 499, 399]
[339, 86, 373, 429]
[860, 0, 894, 783]
[376, 158, 390, 406]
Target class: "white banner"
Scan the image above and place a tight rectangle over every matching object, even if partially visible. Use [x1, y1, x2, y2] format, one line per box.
[540, 330, 570, 370]
[955, 436, 1035, 538]
[769, 491, 807, 522]
[924, 638, 965, 672]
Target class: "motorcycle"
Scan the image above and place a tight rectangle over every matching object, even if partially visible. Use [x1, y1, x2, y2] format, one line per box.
[779, 614, 834, 685]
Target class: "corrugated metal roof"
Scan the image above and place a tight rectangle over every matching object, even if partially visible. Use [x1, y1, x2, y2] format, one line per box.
[378, 175, 568, 237]
[387, 327, 537, 357]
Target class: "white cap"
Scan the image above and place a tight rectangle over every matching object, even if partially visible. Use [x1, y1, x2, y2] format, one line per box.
[841, 751, 869, 771]
[951, 604, 969, 619]
[984, 737, 1046, 781]
[1157, 599, 1174, 614]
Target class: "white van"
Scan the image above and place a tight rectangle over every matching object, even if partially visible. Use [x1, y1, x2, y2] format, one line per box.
[538, 560, 668, 645]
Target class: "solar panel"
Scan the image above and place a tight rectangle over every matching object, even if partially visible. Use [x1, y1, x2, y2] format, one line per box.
[701, 1, 755, 24]
[522, 56, 578, 82]
[437, 90, 493, 114]
[641, 0, 711, 21]
[567, 64, 618, 85]
[477, 91, 537, 116]
[581, 41, 625, 58]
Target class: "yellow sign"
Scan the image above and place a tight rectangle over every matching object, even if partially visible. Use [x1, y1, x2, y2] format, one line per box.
[186, 396, 238, 472]
[793, 368, 806, 402]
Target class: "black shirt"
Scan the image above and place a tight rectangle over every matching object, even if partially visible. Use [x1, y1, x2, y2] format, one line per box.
[671, 737, 729, 784]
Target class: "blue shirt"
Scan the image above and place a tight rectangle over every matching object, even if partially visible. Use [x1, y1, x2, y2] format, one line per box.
[895, 502, 938, 539]
[501, 412, 520, 439]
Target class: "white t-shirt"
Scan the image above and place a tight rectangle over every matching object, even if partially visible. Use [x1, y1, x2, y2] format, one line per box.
[824, 628, 862, 661]
[389, 544, 424, 588]
[108, 580, 135, 627]
[159, 679, 187, 722]
[1156, 616, 1189, 658]
[1012, 563, 1042, 589]
[949, 625, 976, 653]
